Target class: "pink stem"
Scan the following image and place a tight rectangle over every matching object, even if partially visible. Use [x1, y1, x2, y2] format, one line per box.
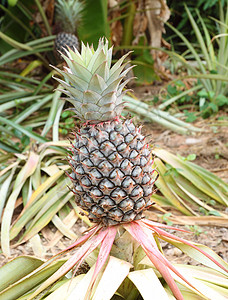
[125, 222, 202, 299]
[87, 226, 118, 296]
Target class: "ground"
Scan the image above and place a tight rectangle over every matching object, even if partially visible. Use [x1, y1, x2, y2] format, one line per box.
[0, 86, 227, 270]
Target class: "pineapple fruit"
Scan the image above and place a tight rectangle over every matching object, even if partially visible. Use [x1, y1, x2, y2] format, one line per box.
[53, 38, 157, 226]
[54, 0, 84, 57]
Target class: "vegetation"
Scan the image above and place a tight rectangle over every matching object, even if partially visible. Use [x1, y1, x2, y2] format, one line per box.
[0, 1, 227, 299]
[165, 3, 228, 119]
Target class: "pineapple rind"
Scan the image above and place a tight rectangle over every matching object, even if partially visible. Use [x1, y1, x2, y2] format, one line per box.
[70, 119, 156, 226]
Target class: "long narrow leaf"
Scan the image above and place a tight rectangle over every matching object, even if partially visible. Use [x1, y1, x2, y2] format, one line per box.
[1, 151, 39, 256]
[0, 256, 43, 292]
[92, 256, 132, 300]
[128, 268, 170, 300]
[88, 226, 117, 292]
[27, 228, 108, 299]
[0, 116, 48, 144]
[0, 166, 17, 220]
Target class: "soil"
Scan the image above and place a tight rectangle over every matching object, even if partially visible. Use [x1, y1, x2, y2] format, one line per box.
[0, 85, 227, 270]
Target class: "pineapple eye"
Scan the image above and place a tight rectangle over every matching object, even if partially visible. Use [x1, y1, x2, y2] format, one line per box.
[132, 166, 142, 177]
[125, 133, 134, 143]
[91, 205, 105, 217]
[122, 176, 135, 189]
[109, 169, 124, 179]
[81, 176, 92, 187]
[120, 159, 129, 169]
[117, 142, 127, 152]
[90, 187, 103, 198]
[129, 149, 139, 159]
[134, 198, 146, 210]
[126, 121, 135, 132]
[109, 131, 118, 141]
[143, 186, 153, 197]
[82, 158, 94, 167]
[110, 187, 127, 201]
[75, 164, 85, 175]
[89, 137, 99, 147]
[83, 195, 94, 207]
[79, 146, 89, 155]
[100, 141, 115, 151]
[142, 174, 151, 185]
[99, 197, 116, 210]
[90, 169, 103, 179]
[140, 156, 147, 166]
[99, 178, 115, 190]
[108, 208, 123, 221]
[108, 152, 117, 161]
[136, 141, 144, 150]
[73, 154, 80, 162]
[142, 148, 150, 156]
[91, 150, 104, 158]
[122, 210, 136, 222]
[130, 185, 143, 198]
[74, 184, 84, 193]
[119, 198, 134, 211]
[98, 161, 113, 170]
[114, 123, 123, 132]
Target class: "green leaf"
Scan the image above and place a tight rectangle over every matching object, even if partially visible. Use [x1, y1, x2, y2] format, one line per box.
[208, 210, 221, 217]
[184, 110, 197, 123]
[186, 154, 196, 161]
[0, 116, 48, 144]
[133, 57, 159, 85]
[208, 102, 218, 113]
[167, 85, 178, 96]
[154, 158, 193, 215]
[215, 94, 228, 106]
[7, 0, 18, 6]
[154, 148, 227, 204]
[197, 89, 209, 98]
[0, 256, 43, 292]
[1, 151, 39, 256]
[0, 259, 64, 300]
[78, 0, 110, 45]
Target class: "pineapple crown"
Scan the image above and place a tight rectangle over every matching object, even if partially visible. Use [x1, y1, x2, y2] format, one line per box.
[55, 0, 84, 33]
[53, 38, 134, 123]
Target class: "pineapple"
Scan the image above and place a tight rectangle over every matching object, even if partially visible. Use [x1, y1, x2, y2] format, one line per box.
[53, 38, 157, 226]
[54, 0, 84, 57]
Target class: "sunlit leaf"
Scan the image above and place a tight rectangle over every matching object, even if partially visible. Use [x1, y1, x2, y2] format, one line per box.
[92, 256, 132, 300]
[128, 268, 170, 300]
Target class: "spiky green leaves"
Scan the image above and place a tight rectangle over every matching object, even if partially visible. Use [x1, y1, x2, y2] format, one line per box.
[53, 38, 133, 123]
[55, 0, 84, 33]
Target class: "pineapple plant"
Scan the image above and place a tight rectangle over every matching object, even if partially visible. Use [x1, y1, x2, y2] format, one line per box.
[2, 38, 225, 300]
[54, 0, 84, 57]
[48, 38, 228, 299]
